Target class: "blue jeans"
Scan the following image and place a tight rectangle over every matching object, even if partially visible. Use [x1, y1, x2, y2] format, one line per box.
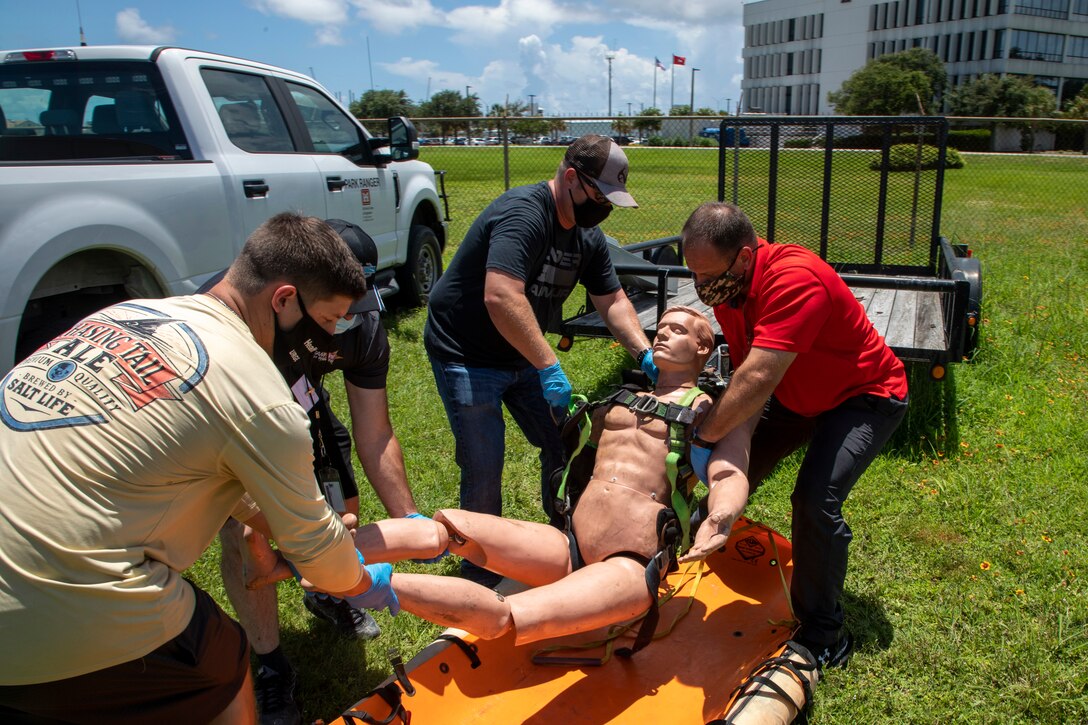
[747, 393, 908, 648]
[429, 358, 567, 524]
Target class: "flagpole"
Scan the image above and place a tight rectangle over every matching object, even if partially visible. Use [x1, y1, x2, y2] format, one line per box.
[670, 63, 674, 114]
[653, 65, 657, 110]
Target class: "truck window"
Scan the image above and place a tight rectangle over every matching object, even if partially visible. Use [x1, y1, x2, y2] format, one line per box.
[285, 82, 365, 157]
[200, 68, 294, 153]
[0, 60, 189, 161]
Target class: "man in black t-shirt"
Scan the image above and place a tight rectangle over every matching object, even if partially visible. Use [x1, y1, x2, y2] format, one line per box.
[424, 135, 658, 586]
[210, 220, 424, 725]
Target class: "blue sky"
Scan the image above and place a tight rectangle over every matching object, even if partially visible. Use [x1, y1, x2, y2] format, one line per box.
[2, 0, 747, 116]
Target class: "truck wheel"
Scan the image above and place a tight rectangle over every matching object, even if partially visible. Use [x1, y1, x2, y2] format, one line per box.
[15, 288, 128, 363]
[397, 225, 443, 307]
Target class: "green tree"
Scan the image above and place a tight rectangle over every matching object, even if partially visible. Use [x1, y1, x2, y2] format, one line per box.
[632, 107, 663, 139]
[880, 47, 948, 100]
[418, 90, 480, 141]
[348, 89, 415, 119]
[612, 114, 633, 136]
[1063, 85, 1088, 119]
[670, 104, 692, 115]
[695, 107, 719, 116]
[829, 48, 946, 115]
[948, 74, 1056, 117]
[830, 63, 931, 115]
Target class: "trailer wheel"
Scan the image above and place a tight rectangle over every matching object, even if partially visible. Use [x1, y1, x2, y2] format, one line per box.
[397, 225, 443, 307]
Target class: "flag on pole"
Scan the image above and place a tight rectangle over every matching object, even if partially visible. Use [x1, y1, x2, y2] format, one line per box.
[673, 54, 686, 66]
[655, 57, 665, 71]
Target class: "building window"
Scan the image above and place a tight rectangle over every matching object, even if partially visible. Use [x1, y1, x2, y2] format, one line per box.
[993, 28, 1005, 57]
[1013, 0, 1069, 19]
[1009, 29, 1065, 61]
[1069, 35, 1088, 58]
[916, 0, 928, 23]
[1074, 0, 1088, 14]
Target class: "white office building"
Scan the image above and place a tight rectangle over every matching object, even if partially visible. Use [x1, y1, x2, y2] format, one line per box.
[741, 0, 1088, 114]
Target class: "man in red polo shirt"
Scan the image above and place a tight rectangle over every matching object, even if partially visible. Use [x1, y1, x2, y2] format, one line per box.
[679, 201, 908, 669]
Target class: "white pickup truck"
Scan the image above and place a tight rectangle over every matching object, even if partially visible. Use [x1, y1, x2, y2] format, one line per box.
[0, 45, 448, 372]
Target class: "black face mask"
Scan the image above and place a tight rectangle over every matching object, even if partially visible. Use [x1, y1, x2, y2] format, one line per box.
[275, 293, 338, 374]
[568, 175, 613, 228]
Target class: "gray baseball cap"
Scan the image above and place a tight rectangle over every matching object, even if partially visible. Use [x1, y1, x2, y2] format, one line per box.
[564, 134, 637, 208]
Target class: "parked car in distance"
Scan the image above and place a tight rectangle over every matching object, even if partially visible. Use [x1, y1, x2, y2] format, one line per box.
[699, 126, 750, 147]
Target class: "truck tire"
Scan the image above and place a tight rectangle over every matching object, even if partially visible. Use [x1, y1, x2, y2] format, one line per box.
[15, 288, 129, 363]
[397, 225, 443, 307]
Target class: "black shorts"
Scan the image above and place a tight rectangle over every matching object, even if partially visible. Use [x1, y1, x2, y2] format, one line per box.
[0, 583, 250, 724]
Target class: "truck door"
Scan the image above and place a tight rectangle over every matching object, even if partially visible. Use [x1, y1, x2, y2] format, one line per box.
[281, 82, 398, 269]
[199, 67, 328, 246]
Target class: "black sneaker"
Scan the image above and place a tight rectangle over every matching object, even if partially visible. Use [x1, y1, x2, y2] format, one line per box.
[805, 633, 855, 670]
[304, 594, 381, 640]
[254, 665, 301, 725]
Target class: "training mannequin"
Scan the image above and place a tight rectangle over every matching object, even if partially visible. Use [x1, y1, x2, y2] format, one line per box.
[247, 306, 753, 646]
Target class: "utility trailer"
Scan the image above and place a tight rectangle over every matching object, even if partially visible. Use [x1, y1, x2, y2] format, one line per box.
[558, 116, 981, 379]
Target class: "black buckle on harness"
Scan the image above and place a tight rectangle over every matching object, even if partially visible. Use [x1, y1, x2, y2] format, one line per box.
[630, 394, 661, 414]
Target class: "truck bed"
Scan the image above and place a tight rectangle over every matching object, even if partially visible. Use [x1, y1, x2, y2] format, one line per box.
[561, 276, 947, 365]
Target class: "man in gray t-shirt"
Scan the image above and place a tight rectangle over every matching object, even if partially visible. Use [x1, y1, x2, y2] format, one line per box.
[423, 135, 658, 586]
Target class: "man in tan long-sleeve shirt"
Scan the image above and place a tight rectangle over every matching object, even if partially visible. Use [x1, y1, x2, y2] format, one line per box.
[0, 213, 383, 724]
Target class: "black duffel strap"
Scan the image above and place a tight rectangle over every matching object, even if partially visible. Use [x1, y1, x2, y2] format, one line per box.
[342, 682, 408, 725]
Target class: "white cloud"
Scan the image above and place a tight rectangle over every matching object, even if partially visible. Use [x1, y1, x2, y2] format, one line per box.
[251, 0, 746, 115]
[379, 57, 474, 101]
[606, 0, 744, 25]
[354, 0, 595, 39]
[315, 25, 346, 46]
[250, 0, 349, 25]
[115, 8, 177, 44]
[351, 0, 443, 35]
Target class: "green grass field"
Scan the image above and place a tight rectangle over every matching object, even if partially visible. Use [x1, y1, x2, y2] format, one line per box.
[187, 148, 1087, 723]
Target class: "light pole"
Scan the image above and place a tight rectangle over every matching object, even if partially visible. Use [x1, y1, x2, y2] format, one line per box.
[689, 67, 700, 139]
[727, 97, 732, 116]
[627, 101, 632, 116]
[606, 54, 615, 116]
[528, 94, 536, 117]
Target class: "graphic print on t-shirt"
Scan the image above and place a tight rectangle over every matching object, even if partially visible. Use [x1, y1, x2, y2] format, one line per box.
[528, 246, 582, 299]
[1, 302, 208, 432]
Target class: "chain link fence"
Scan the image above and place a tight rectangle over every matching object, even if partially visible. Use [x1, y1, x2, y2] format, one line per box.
[399, 115, 1087, 260]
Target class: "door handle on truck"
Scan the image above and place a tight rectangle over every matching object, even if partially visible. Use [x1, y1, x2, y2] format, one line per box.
[326, 176, 347, 192]
[243, 180, 269, 198]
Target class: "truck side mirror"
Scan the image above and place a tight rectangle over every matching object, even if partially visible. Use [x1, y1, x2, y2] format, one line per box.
[387, 116, 419, 161]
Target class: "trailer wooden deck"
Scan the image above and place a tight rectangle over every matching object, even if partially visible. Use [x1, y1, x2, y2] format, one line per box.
[560, 278, 948, 364]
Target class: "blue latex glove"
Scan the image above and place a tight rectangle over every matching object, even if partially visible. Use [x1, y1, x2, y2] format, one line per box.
[690, 443, 712, 484]
[538, 361, 572, 408]
[405, 512, 450, 563]
[289, 547, 367, 580]
[345, 562, 400, 616]
[640, 348, 660, 383]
